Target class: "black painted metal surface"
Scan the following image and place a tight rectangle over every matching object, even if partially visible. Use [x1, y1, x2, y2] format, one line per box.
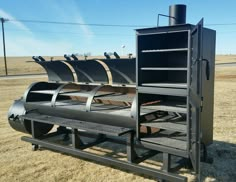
[21, 136, 187, 182]
[65, 60, 109, 84]
[22, 82, 137, 128]
[20, 113, 134, 136]
[169, 4, 186, 26]
[102, 59, 136, 84]
[36, 61, 75, 82]
[7, 4, 216, 181]
[8, 99, 53, 136]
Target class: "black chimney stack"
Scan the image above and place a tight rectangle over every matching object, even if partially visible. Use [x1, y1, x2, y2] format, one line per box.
[169, 4, 186, 26]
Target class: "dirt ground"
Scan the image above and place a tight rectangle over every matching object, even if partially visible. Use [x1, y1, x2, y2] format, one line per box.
[0, 56, 236, 182]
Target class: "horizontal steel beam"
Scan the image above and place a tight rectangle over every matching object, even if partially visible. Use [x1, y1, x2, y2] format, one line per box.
[22, 136, 187, 182]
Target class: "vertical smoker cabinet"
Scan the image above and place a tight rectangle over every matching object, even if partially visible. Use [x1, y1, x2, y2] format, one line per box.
[136, 20, 216, 172]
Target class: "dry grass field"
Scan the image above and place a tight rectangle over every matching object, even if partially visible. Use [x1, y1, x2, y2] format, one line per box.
[0, 55, 235, 76]
[0, 55, 128, 76]
[0, 55, 236, 182]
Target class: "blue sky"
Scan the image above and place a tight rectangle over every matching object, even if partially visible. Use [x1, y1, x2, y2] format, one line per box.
[0, 0, 236, 56]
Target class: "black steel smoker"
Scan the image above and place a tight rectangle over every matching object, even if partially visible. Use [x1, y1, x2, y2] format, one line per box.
[8, 4, 215, 182]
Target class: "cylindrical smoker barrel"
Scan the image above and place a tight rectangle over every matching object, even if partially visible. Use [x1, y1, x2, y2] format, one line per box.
[169, 4, 186, 26]
[8, 99, 53, 136]
[8, 82, 168, 135]
[21, 82, 136, 128]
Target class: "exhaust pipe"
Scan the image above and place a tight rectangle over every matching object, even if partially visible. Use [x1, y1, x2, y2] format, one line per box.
[169, 4, 186, 26]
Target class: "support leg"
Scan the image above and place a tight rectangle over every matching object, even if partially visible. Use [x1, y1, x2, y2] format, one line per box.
[31, 120, 39, 151]
[72, 128, 84, 149]
[127, 132, 137, 162]
[31, 120, 37, 138]
[158, 153, 171, 182]
[162, 153, 171, 172]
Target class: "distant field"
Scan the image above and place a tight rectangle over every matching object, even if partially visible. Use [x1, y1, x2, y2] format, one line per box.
[0, 55, 236, 76]
[0, 55, 128, 76]
[215, 55, 236, 63]
[0, 55, 236, 181]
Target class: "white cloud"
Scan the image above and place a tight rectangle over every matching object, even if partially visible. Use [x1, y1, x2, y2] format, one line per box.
[0, 8, 74, 56]
[0, 35, 75, 56]
[0, 9, 32, 33]
[43, 0, 94, 40]
[75, 16, 94, 39]
[0, 6, 94, 56]
[67, 0, 94, 40]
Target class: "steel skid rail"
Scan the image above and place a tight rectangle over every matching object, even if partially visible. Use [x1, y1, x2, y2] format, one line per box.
[19, 113, 187, 182]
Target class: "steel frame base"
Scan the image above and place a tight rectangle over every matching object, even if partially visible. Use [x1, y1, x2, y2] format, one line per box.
[21, 134, 187, 182]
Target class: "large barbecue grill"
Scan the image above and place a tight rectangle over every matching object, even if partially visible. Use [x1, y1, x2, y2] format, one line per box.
[8, 4, 216, 182]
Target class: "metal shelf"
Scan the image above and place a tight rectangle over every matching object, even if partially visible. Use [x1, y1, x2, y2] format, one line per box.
[141, 137, 187, 150]
[59, 91, 90, 97]
[95, 94, 134, 103]
[141, 83, 187, 89]
[20, 113, 133, 136]
[30, 90, 91, 97]
[30, 90, 56, 94]
[138, 86, 187, 97]
[141, 48, 188, 53]
[141, 67, 187, 71]
[142, 101, 187, 114]
[141, 122, 186, 133]
[58, 91, 128, 99]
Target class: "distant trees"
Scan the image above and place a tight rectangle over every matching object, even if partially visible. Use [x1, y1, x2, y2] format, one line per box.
[107, 52, 113, 56]
[75, 52, 92, 60]
[83, 52, 91, 60]
[128, 53, 133, 59]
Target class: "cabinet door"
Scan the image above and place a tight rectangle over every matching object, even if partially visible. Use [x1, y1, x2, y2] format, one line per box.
[189, 18, 203, 176]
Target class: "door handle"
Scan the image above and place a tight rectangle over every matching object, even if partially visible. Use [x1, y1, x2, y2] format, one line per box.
[202, 59, 210, 80]
[192, 58, 210, 80]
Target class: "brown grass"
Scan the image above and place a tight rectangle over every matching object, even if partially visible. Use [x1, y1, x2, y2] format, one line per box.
[1, 54, 234, 76]
[0, 56, 127, 76]
[0, 56, 236, 182]
[215, 55, 236, 63]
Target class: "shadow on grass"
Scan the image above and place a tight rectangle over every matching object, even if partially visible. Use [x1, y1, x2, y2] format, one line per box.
[200, 140, 236, 182]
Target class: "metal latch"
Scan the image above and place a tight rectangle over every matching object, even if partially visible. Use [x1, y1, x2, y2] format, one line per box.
[200, 97, 203, 112]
